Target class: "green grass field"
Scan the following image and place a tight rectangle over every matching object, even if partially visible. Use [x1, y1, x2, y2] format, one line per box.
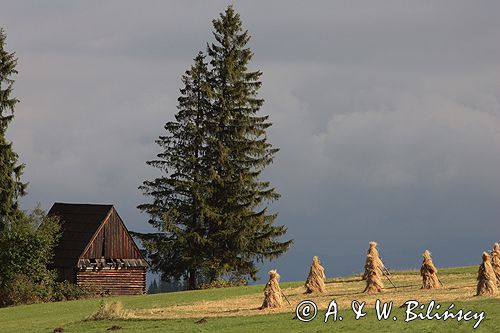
[1, 266, 499, 333]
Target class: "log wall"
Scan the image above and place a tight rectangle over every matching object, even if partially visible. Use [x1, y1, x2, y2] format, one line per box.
[77, 267, 146, 295]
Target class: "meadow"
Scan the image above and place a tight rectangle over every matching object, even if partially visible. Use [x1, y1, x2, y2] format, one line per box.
[1, 266, 499, 333]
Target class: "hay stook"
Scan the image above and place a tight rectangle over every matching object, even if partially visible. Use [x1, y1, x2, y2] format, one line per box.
[304, 256, 326, 293]
[363, 241, 385, 281]
[363, 253, 384, 293]
[477, 252, 498, 296]
[420, 250, 440, 289]
[261, 270, 283, 309]
[491, 243, 500, 285]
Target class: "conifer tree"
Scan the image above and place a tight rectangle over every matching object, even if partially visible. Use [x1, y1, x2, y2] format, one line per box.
[203, 6, 291, 281]
[138, 6, 291, 288]
[138, 53, 212, 289]
[0, 28, 26, 231]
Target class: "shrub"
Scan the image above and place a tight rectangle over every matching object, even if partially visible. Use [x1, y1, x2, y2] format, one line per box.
[0, 274, 52, 306]
[0, 207, 63, 307]
[0, 207, 101, 306]
[0, 207, 61, 290]
[52, 281, 99, 301]
[0, 275, 101, 306]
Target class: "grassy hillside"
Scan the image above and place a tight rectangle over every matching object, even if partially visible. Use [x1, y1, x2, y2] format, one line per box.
[1, 266, 499, 333]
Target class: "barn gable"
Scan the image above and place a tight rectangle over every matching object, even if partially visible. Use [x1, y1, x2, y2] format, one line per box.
[48, 202, 148, 295]
[80, 207, 144, 261]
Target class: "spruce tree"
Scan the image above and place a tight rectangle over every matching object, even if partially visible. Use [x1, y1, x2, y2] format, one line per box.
[138, 6, 291, 288]
[138, 53, 212, 289]
[203, 5, 291, 281]
[0, 28, 26, 231]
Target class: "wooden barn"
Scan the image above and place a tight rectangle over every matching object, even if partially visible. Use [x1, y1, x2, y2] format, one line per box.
[48, 203, 148, 295]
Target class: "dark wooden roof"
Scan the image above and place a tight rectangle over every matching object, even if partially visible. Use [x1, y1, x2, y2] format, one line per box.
[48, 203, 147, 268]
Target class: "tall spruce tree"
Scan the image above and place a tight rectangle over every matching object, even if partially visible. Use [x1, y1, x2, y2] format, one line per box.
[203, 5, 291, 281]
[138, 6, 291, 289]
[0, 28, 26, 231]
[138, 53, 212, 289]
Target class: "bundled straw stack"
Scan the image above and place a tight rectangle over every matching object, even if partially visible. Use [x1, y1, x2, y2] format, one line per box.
[305, 256, 326, 293]
[363, 253, 384, 293]
[261, 270, 283, 309]
[491, 243, 500, 285]
[420, 250, 440, 289]
[476, 252, 498, 296]
[363, 242, 384, 280]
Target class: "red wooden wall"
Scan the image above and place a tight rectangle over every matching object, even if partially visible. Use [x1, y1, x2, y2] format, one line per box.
[77, 268, 146, 295]
[81, 208, 143, 260]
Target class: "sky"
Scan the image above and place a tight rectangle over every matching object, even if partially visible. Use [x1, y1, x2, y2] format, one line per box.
[2, 0, 500, 283]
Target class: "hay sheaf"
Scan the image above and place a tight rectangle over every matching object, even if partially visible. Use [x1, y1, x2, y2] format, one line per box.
[363, 253, 384, 293]
[491, 243, 500, 285]
[305, 256, 326, 293]
[261, 270, 283, 309]
[477, 252, 498, 296]
[421, 250, 440, 289]
[363, 241, 385, 280]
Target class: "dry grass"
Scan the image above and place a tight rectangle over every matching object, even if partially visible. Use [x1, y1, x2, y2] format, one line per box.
[129, 270, 499, 320]
[87, 301, 129, 320]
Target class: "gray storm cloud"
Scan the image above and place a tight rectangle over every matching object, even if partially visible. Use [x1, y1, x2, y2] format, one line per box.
[2, 0, 500, 281]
